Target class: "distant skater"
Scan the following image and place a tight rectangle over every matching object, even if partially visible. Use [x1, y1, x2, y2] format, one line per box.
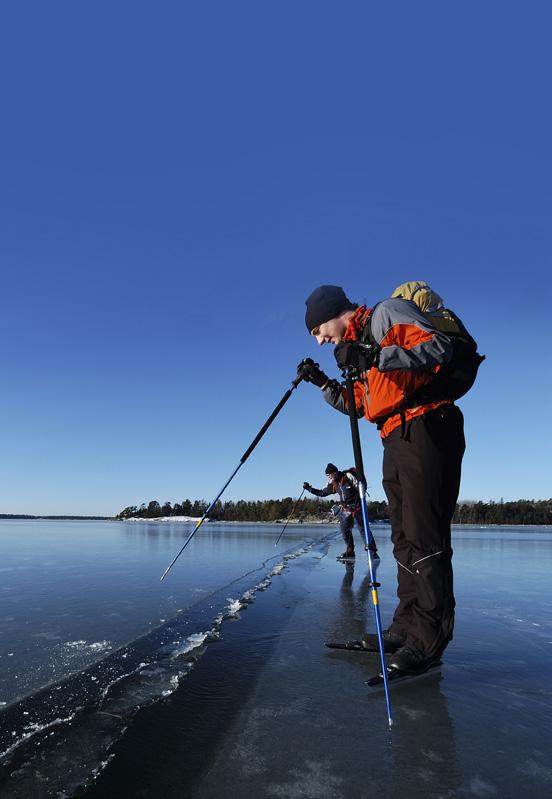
[303, 463, 378, 560]
[298, 283, 481, 675]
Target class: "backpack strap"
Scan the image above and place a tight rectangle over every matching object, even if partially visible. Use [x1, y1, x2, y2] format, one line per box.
[360, 304, 379, 347]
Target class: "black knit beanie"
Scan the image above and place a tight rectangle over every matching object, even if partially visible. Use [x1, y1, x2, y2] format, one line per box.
[325, 463, 338, 475]
[305, 285, 356, 332]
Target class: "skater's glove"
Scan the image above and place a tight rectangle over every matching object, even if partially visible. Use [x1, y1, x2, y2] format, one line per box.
[303, 482, 312, 491]
[334, 341, 380, 373]
[296, 358, 330, 389]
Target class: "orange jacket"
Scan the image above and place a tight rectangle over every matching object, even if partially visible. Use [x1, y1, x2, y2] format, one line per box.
[323, 300, 454, 438]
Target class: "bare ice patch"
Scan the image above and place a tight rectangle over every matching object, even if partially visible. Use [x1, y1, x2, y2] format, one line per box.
[401, 706, 429, 721]
[463, 776, 497, 796]
[267, 759, 344, 799]
[519, 759, 552, 783]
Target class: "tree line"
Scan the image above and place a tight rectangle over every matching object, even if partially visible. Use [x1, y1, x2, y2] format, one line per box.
[117, 498, 552, 525]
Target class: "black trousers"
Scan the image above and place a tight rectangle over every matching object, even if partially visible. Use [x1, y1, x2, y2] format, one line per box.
[382, 404, 465, 660]
[339, 508, 377, 552]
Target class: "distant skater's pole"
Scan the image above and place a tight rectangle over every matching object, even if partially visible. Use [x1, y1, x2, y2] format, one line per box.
[274, 488, 306, 546]
[344, 370, 393, 727]
[161, 368, 309, 581]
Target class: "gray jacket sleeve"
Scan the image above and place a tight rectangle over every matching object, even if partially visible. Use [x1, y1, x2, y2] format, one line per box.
[371, 298, 453, 372]
[321, 379, 364, 418]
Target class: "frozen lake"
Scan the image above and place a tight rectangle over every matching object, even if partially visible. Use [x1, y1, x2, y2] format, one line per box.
[0, 519, 551, 797]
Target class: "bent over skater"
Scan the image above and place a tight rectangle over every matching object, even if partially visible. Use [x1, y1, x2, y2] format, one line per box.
[299, 284, 469, 675]
[304, 463, 378, 560]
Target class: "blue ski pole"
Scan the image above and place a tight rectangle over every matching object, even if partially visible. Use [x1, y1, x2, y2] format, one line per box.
[344, 369, 393, 727]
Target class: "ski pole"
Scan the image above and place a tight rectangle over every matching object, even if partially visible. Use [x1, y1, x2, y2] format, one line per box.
[274, 488, 306, 546]
[344, 369, 393, 727]
[160, 368, 308, 581]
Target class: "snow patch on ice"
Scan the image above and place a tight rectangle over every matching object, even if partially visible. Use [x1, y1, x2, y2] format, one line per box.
[283, 547, 307, 561]
[0, 713, 77, 762]
[123, 515, 203, 523]
[162, 675, 182, 697]
[99, 662, 149, 703]
[225, 598, 244, 617]
[90, 754, 115, 780]
[63, 640, 112, 654]
[172, 631, 211, 657]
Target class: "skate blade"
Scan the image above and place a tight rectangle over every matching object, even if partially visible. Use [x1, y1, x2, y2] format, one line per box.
[366, 661, 442, 690]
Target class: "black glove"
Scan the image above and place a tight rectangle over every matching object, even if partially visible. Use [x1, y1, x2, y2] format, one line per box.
[334, 341, 380, 373]
[297, 358, 330, 388]
[303, 482, 312, 491]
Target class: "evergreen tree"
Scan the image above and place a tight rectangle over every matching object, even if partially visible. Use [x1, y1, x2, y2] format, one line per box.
[147, 500, 161, 518]
[117, 497, 552, 526]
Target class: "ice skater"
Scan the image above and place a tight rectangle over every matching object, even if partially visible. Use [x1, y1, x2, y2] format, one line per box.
[303, 463, 378, 560]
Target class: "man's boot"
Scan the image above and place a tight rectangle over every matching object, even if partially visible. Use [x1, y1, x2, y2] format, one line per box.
[360, 628, 406, 653]
[388, 644, 436, 674]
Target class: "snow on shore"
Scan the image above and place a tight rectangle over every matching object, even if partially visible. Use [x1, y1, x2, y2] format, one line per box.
[122, 516, 203, 523]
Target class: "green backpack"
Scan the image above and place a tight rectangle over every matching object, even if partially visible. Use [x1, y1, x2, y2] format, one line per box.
[390, 281, 485, 404]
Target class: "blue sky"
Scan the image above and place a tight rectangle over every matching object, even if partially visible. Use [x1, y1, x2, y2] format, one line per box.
[1, 2, 550, 515]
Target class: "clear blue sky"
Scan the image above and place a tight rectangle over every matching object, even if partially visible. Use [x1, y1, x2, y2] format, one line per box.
[1, 2, 550, 515]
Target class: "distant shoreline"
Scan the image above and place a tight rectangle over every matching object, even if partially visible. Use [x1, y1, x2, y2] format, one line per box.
[121, 517, 551, 529]
[122, 515, 333, 525]
[0, 515, 112, 521]
[1, 515, 550, 529]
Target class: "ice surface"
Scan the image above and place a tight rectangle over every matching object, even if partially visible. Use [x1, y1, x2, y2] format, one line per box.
[2, 524, 552, 799]
[83, 527, 552, 799]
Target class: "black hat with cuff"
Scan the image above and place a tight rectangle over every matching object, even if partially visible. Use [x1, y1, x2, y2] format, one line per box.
[305, 285, 356, 332]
